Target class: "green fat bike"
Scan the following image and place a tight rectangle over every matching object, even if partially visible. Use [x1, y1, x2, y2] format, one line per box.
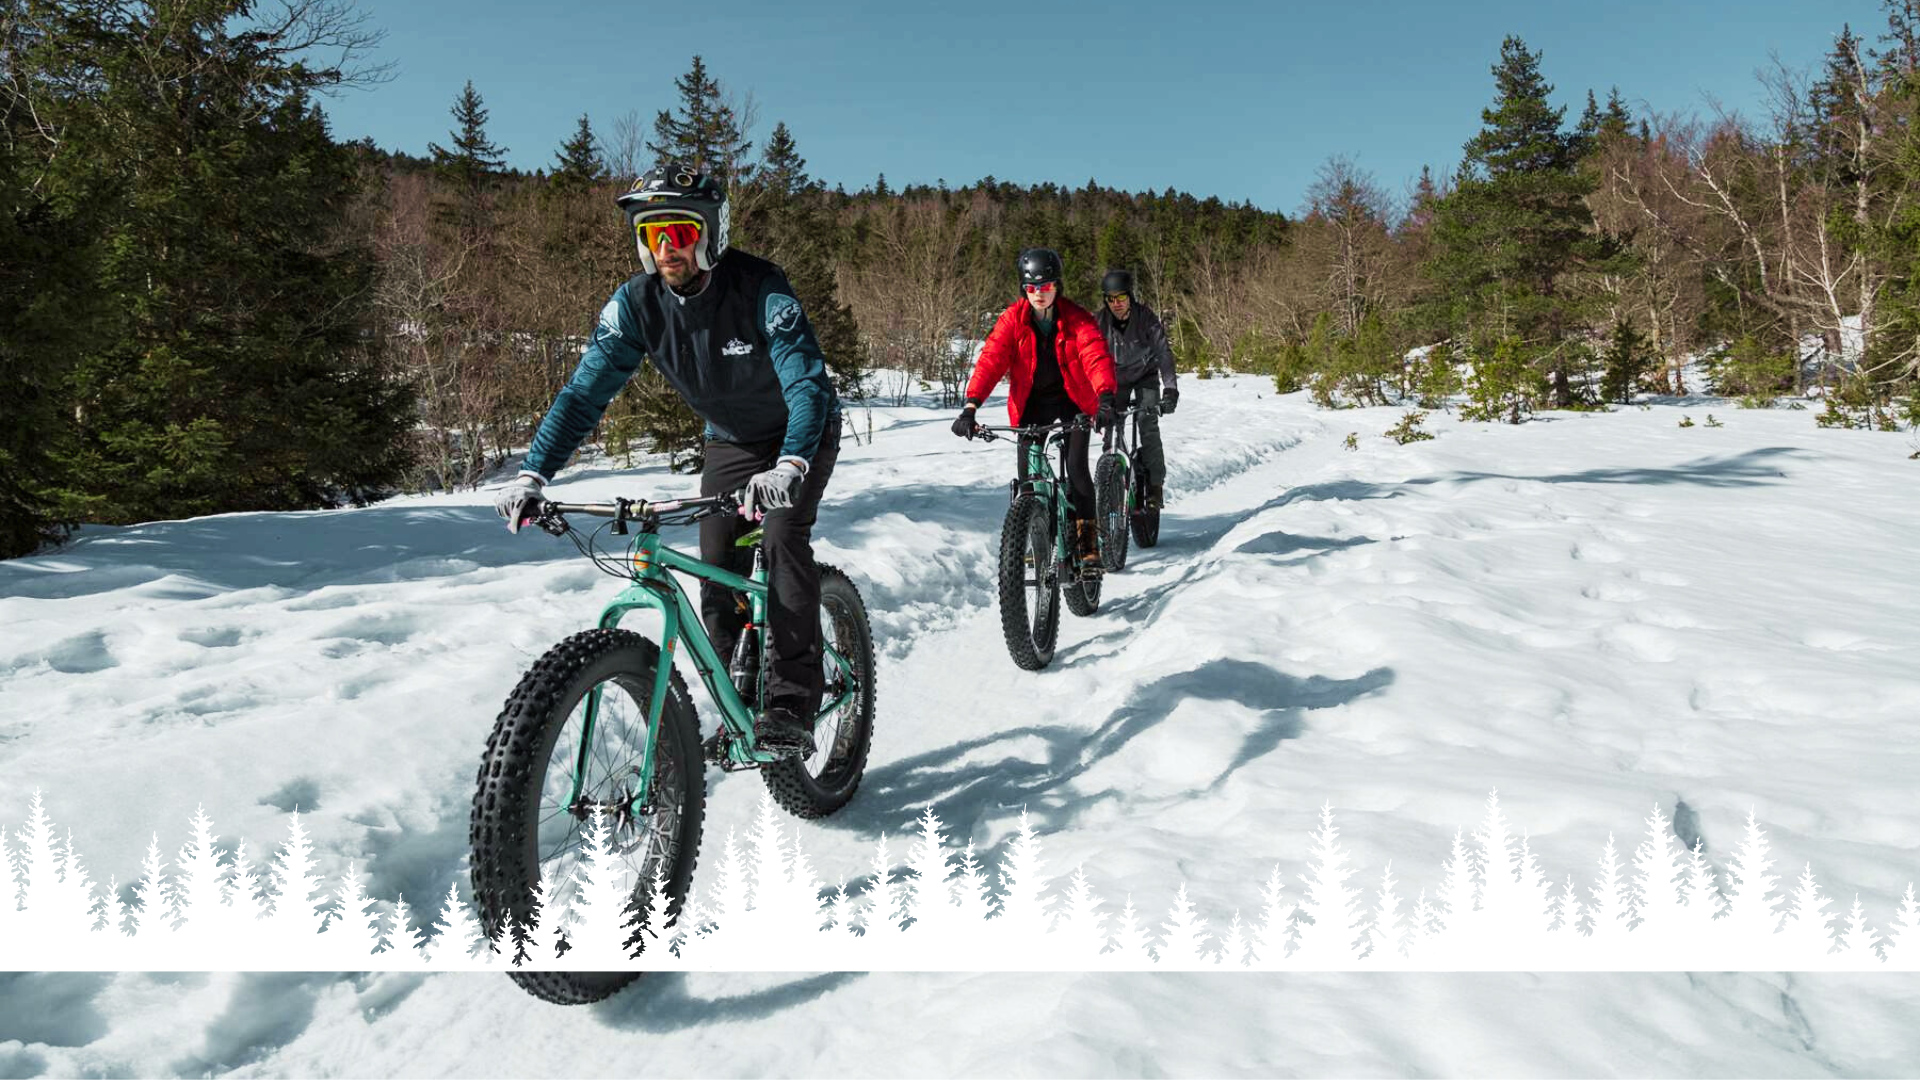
[469, 491, 875, 1005]
[975, 416, 1105, 670]
[1094, 402, 1159, 573]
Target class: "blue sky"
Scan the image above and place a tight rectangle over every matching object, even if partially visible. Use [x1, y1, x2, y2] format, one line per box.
[317, 0, 1889, 215]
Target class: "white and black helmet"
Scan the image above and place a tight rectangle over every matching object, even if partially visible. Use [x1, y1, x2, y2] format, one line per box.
[615, 162, 731, 274]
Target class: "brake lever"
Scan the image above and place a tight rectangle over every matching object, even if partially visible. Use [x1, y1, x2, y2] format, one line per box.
[535, 504, 570, 537]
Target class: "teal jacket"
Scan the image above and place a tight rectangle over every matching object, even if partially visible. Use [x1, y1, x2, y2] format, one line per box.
[523, 250, 839, 481]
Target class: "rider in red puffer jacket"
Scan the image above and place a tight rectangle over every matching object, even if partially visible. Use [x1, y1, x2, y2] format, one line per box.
[952, 248, 1119, 565]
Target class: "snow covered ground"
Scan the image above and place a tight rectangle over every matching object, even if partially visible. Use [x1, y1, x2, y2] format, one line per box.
[4, 377, 1920, 1076]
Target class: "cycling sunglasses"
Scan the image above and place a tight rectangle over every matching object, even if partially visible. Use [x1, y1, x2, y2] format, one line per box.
[634, 216, 704, 252]
[1022, 281, 1059, 295]
[1104, 292, 1129, 302]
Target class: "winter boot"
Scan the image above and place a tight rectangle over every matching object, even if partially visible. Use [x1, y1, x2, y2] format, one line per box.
[754, 705, 816, 760]
[1073, 519, 1102, 570]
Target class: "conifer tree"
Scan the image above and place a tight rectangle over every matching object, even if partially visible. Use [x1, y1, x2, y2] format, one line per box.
[647, 55, 752, 181]
[13, 0, 415, 529]
[741, 121, 865, 398]
[429, 81, 509, 212]
[550, 114, 605, 195]
[1426, 36, 1604, 409]
[1156, 884, 1213, 967]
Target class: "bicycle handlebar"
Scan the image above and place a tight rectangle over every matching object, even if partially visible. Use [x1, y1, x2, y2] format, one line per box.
[532, 492, 742, 536]
[972, 415, 1095, 443]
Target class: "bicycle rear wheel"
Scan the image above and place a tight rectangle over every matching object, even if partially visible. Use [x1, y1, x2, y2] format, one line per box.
[1131, 467, 1161, 549]
[470, 628, 704, 1005]
[997, 492, 1059, 670]
[763, 565, 875, 818]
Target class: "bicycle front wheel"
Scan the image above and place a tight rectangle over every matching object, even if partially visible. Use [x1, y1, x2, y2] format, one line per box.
[470, 628, 705, 1005]
[1094, 452, 1130, 573]
[997, 492, 1059, 670]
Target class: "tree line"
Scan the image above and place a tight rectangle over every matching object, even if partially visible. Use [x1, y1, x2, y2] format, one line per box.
[6, 0, 1916, 560]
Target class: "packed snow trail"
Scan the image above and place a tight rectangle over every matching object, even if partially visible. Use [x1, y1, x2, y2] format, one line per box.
[3, 377, 1920, 1076]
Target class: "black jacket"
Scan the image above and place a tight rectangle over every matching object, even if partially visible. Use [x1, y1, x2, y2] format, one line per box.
[524, 250, 839, 480]
[1095, 300, 1178, 390]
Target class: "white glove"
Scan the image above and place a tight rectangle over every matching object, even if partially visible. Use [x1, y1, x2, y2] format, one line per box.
[743, 458, 807, 520]
[493, 473, 546, 533]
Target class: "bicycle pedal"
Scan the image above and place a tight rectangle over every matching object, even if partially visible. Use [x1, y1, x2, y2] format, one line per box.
[702, 730, 730, 766]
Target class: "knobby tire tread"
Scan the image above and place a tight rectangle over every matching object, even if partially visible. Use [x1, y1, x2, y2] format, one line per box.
[762, 565, 876, 818]
[470, 627, 704, 1006]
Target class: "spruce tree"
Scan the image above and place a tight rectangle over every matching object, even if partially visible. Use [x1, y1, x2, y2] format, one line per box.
[646, 55, 751, 181]
[1600, 318, 1651, 404]
[550, 114, 604, 195]
[1426, 36, 1602, 411]
[0, 66, 97, 556]
[740, 122, 865, 399]
[428, 81, 508, 235]
[13, 0, 415, 527]
[759, 121, 808, 198]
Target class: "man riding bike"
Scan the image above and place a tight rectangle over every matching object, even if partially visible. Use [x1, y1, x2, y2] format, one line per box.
[493, 162, 841, 760]
[952, 248, 1119, 567]
[1094, 268, 1178, 509]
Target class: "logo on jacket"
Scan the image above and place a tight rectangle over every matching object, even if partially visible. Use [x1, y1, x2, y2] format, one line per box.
[765, 292, 803, 334]
[721, 338, 753, 357]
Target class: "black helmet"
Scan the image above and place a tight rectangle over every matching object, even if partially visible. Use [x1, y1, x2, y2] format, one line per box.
[1017, 248, 1064, 287]
[1101, 269, 1134, 297]
[615, 162, 730, 274]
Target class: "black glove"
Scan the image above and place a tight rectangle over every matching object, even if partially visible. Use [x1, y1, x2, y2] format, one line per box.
[951, 403, 980, 439]
[1160, 387, 1179, 415]
[1094, 392, 1118, 433]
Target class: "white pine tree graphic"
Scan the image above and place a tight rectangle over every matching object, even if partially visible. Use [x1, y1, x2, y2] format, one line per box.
[263, 813, 327, 965]
[1053, 865, 1110, 964]
[15, 793, 100, 963]
[380, 892, 428, 967]
[559, 810, 643, 968]
[1406, 888, 1440, 958]
[1216, 910, 1251, 968]
[856, 835, 906, 965]
[1627, 805, 1686, 934]
[172, 807, 227, 954]
[1365, 864, 1406, 964]
[1249, 865, 1294, 969]
[321, 863, 381, 964]
[1585, 834, 1632, 947]
[985, 809, 1058, 968]
[226, 842, 267, 925]
[950, 840, 995, 930]
[1832, 896, 1884, 966]
[1681, 841, 1726, 927]
[1291, 804, 1364, 967]
[1105, 895, 1155, 968]
[423, 880, 484, 967]
[1721, 809, 1784, 943]
[125, 835, 176, 953]
[901, 807, 958, 956]
[1155, 883, 1213, 969]
[0, 790, 1914, 973]
[1777, 864, 1838, 965]
[1882, 885, 1920, 971]
[1426, 828, 1480, 963]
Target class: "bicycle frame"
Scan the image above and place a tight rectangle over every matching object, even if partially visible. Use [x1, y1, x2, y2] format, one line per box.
[545, 501, 860, 810]
[988, 420, 1086, 574]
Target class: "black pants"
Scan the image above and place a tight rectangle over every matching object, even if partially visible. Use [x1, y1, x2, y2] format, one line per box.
[1018, 393, 1093, 520]
[1117, 376, 1164, 489]
[698, 416, 840, 717]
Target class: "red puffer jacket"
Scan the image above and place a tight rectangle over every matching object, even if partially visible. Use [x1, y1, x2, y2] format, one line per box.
[965, 297, 1118, 425]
